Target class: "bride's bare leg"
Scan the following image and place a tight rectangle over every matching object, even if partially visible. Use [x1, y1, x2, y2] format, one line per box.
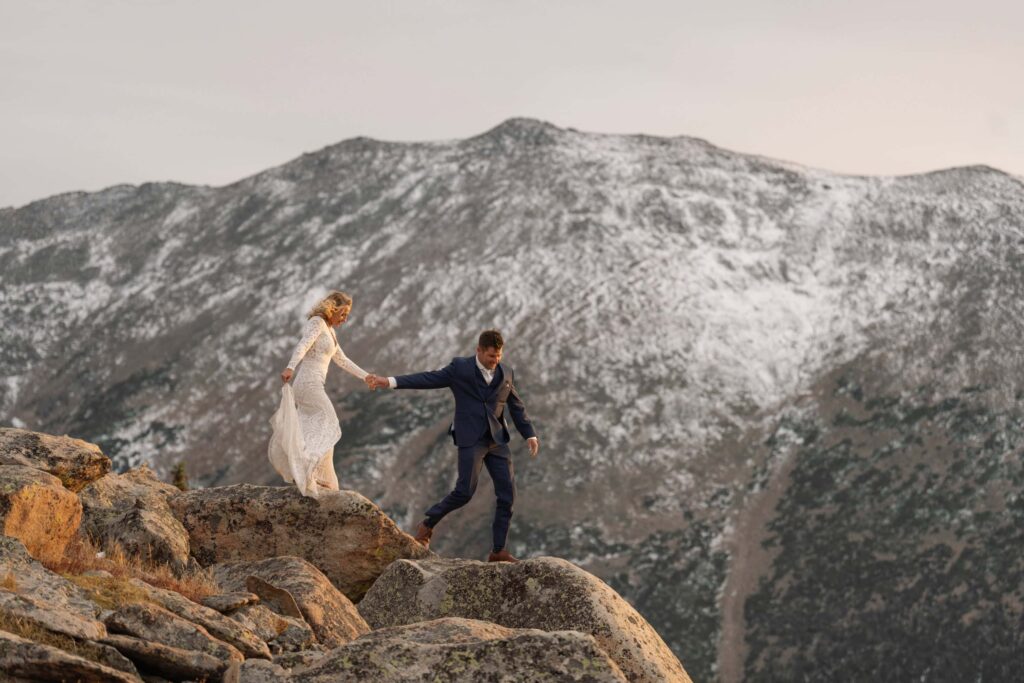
[314, 449, 340, 490]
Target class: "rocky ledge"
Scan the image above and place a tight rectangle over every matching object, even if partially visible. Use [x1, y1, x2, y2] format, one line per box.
[0, 427, 692, 682]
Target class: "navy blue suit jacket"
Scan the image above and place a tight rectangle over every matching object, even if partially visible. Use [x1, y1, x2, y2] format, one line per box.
[394, 356, 536, 448]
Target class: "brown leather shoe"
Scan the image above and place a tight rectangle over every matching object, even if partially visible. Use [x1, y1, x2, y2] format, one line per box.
[487, 549, 518, 563]
[414, 522, 433, 549]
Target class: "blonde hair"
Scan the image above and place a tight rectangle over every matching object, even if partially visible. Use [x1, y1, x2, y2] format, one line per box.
[308, 290, 353, 321]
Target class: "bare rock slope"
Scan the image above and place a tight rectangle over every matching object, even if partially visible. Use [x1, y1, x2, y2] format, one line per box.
[1, 428, 690, 682]
[360, 557, 691, 683]
[169, 484, 432, 600]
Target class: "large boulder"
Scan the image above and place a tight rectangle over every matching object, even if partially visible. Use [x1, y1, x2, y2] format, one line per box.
[0, 537, 98, 619]
[238, 617, 629, 682]
[169, 485, 431, 600]
[358, 557, 692, 683]
[0, 466, 82, 563]
[210, 556, 369, 648]
[0, 630, 139, 683]
[79, 465, 180, 507]
[0, 428, 110, 492]
[78, 467, 190, 572]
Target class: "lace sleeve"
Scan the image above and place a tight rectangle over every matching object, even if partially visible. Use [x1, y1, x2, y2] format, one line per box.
[332, 344, 369, 380]
[287, 317, 325, 370]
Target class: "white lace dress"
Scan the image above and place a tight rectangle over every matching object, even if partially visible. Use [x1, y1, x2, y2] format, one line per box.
[268, 316, 368, 498]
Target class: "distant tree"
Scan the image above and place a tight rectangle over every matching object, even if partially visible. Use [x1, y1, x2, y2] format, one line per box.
[172, 462, 189, 491]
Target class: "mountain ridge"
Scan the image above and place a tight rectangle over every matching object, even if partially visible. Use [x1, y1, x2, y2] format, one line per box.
[2, 118, 1022, 681]
[7, 118, 1020, 212]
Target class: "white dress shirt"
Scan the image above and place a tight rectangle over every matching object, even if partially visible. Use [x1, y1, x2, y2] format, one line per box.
[476, 357, 495, 385]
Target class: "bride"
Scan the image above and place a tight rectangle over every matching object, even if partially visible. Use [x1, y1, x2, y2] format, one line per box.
[268, 290, 372, 498]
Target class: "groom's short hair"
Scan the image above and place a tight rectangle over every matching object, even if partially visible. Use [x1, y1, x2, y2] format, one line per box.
[478, 329, 504, 350]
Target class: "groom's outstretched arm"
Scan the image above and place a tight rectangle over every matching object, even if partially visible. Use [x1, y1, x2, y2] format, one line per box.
[389, 359, 457, 390]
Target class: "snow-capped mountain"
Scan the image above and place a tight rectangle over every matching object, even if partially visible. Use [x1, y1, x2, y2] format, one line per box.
[2, 119, 1021, 681]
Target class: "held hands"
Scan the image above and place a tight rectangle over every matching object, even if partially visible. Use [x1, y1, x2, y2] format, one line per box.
[364, 374, 390, 390]
[527, 436, 540, 458]
[281, 368, 293, 383]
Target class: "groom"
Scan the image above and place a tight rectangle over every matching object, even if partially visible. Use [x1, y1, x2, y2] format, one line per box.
[366, 329, 539, 562]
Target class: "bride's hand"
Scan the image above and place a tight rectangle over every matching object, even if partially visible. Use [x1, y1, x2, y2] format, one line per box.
[364, 374, 378, 390]
[281, 368, 293, 383]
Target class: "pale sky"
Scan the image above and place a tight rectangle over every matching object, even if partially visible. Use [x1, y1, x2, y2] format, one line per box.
[2, 0, 1021, 208]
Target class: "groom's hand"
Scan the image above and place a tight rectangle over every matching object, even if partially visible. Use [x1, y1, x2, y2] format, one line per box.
[527, 437, 540, 458]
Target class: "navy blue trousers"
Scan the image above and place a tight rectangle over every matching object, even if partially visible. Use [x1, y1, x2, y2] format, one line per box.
[424, 437, 516, 553]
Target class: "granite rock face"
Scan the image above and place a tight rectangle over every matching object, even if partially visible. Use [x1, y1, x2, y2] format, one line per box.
[210, 555, 369, 648]
[105, 602, 244, 666]
[0, 590, 106, 641]
[226, 658, 290, 683]
[0, 467, 82, 563]
[359, 557, 692, 683]
[101, 633, 223, 681]
[226, 603, 318, 654]
[0, 428, 110, 492]
[169, 485, 431, 600]
[287, 617, 628, 682]
[0, 537, 98, 619]
[78, 467, 191, 572]
[0, 431, 690, 682]
[0, 630, 139, 683]
[127, 578, 271, 660]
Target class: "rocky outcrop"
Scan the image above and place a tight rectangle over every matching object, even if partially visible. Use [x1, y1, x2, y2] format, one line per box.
[210, 556, 369, 648]
[0, 432, 690, 683]
[0, 537, 140, 678]
[169, 485, 431, 600]
[0, 630, 139, 683]
[127, 578, 271, 659]
[0, 428, 110, 492]
[0, 465, 82, 562]
[105, 602, 244, 666]
[235, 617, 629, 682]
[0, 590, 106, 641]
[359, 557, 692, 683]
[102, 633, 222, 681]
[58, 639, 140, 678]
[0, 537, 98, 619]
[226, 658, 290, 682]
[272, 650, 325, 671]
[79, 466, 180, 507]
[226, 603, 318, 654]
[79, 467, 190, 572]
